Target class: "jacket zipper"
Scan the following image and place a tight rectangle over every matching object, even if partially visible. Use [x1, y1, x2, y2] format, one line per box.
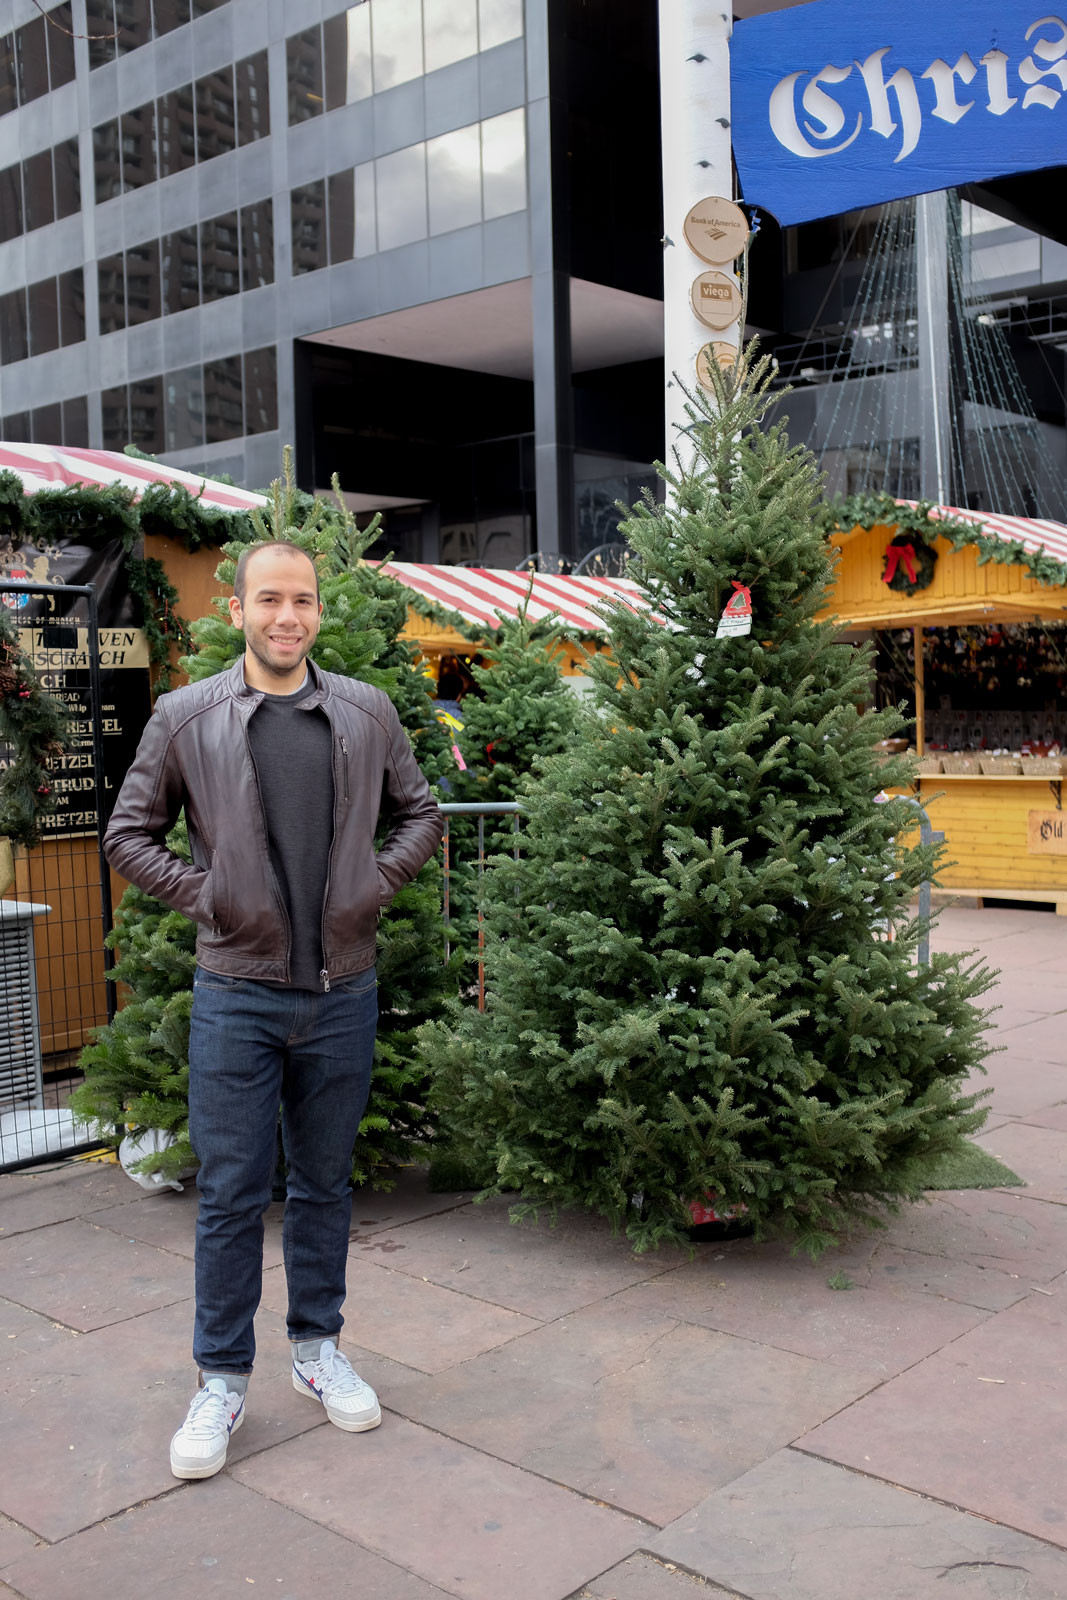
[245, 709, 293, 982]
[320, 728, 346, 992]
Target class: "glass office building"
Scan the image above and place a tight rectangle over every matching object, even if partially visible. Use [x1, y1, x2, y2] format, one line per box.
[0, 0, 664, 565]
[1, 0, 1063, 561]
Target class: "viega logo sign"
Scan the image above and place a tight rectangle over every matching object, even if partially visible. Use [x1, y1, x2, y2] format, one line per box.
[731, 0, 1067, 224]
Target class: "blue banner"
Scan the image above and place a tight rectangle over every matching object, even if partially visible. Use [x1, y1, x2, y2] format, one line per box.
[731, 0, 1067, 225]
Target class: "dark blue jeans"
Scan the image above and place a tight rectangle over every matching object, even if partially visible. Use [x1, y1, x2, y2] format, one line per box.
[187, 966, 378, 1374]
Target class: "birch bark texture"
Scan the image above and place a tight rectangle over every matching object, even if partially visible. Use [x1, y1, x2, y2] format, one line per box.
[659, 1, 735, 464]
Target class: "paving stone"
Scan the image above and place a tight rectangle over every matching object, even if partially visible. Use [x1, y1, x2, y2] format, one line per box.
[0, 1216, 194, 1331]
[385, 1297, 876, 1526]
[0, 1293, 82, 1361]
[233, 1412, 641, 1600]
[580, 1553, 740, 1598]
[0, 1162, 142, 1238]
[652, 1448, 1067, 1600]
[613, 1242, 990, 1375]
[968, 1052, 1067, 1117]
[986, 1012, 1067, 1068]
[89, 1189, 286, 1270]
[350, 1195, 687, 1320]
[987, 969, 1067, 1015]
[1020, 1102, 1067, 1131]
[0, 1512, 39, 1570]
[0, 1297, 341, 1541]
[975, 1123, 1067, 1204]
[262, 1254, 538, 1373]
[799, 1281, 1067, 1550]
[983, 1006, 1047, 1040]
[871, 1188, 1067, 1286]
[349, 1165, 475, 1236]
[4, 1475, 452, 1600]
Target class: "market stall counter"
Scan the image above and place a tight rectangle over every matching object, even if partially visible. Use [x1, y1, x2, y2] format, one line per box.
[820, 498, 1067, 912]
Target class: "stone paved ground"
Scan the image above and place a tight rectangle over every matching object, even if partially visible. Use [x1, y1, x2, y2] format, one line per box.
[2, 905, 1067, 1600]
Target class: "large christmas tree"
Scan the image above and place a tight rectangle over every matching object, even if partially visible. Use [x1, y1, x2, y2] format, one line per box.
[74, 467, 456, 1183]
[421, 355, 992, 1254]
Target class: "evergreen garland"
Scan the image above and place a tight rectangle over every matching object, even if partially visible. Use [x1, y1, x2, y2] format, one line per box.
[420, 354, 994, 1256]
[824, 490, 1067, 590]
[0, 604, 69, 848]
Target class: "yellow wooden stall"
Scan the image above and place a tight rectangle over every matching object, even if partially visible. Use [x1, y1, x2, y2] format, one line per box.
[820, 518, 1067, 911]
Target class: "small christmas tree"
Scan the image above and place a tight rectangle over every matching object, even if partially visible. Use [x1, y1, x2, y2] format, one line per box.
[421, 355, 992, 1254]
[74, 462, 456, 1184]
[456, 599, 579, 804]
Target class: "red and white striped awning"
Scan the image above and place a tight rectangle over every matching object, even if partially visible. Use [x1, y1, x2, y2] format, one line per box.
[380, 561, 656, 635]
[0, 442, 267, 512]
[901, 501, 1067, 568]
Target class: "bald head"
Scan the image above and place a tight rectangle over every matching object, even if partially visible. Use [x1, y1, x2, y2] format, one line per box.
[233, 541, 319, 604]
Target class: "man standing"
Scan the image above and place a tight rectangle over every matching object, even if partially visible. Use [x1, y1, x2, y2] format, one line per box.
[105, 540, 443, 1479]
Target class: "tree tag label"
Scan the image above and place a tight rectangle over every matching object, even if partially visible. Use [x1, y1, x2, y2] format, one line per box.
[715, 582, 752, 639]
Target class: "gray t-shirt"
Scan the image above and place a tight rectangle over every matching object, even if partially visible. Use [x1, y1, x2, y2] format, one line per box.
[247, 676, 334, 990]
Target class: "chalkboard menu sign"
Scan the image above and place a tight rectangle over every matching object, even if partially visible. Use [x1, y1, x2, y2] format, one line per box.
[0, 534, 153, 840]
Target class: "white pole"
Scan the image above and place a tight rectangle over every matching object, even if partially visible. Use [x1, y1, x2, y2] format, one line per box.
[659, 1, 735, 467]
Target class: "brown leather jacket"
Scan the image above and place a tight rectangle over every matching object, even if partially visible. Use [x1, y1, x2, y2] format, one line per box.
[104, 658, 444, 986]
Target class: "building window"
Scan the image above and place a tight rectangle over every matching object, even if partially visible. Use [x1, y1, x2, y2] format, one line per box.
[285, 0, 523, 126]
[427, 122, 481, 235]
[27, 278, 60, 357]
[129, 375, 164, 453]
[85, 0, 233, 67]
[121, 102, 157, 190]
[22, 148, 55, 233]
[97, 252, 126, 334]
[0, 138, 81, 243]
[204, 355, 243, 442]
[54, 139, 81, 219]
[195, 67, 236, 163]
[481, 108, 526, 219]
[240, 200, 274, 290]
[85, 0, 118, 69]
[375, 143, 427, 251]
[101, 385, 130, 450]
[0, 4, 77, 113]
[0, 288, 28, 364]
[62, 396, 89, 445]
[29, 403, 63, 445]
[157, 85, 197, 176]
[236, 51, 270, 144]
[290, 110, 525, 272]
[93, 119, 123, 203]
[165, 364, 205, 453]
[58, 267, 86, 345]
[291, 182, 327, 276]
[161, 227, 200, 315]
[125, 242, 161, 325]
[93, 54, 264, 202]
[244, 346, 277, 434]
[200, 213, 240, 301]
[0, 163, 21, 243]
[372, 0, 423, 93]
[287, 28, 323, 124]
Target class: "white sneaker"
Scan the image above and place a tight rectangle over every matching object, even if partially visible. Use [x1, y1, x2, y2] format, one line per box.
[293, 1340, 381, 1432]
[170, 1377, 245, 1479]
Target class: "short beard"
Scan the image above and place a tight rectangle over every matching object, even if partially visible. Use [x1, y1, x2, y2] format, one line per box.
[246, 634, 310, 679]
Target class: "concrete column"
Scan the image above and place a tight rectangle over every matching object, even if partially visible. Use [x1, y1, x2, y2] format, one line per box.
[526, 0, 575, 563]
[916, 191, 953, 504]
[659, 1, 734, 467]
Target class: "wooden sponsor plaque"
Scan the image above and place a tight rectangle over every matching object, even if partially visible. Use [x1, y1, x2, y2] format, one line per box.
[690, 271, 742, 331]
[696, 342, 739, 390]
[1027, 810, 1067, 854]
[683, 197, 750, 265]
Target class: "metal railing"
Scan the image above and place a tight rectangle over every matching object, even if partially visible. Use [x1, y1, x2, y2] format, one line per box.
[435, 797, 942, 1018]
[439, 801, 522, 1009]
